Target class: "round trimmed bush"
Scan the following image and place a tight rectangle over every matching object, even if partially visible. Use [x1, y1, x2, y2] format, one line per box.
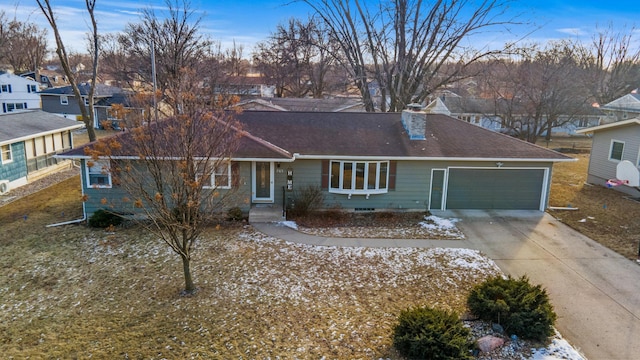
[467, 275, 557, 341]
[226, 207, 244, 221]
[393, 306, 473, 360]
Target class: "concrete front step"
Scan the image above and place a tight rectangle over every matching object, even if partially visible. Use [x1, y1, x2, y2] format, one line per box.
[249, 206, 285, 223]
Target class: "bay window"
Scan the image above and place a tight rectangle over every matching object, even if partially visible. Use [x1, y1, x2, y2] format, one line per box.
[329, 160, 389, 194]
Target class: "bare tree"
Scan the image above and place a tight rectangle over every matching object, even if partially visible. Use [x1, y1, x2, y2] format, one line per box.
[486, 41, 590, 143]
[0, 11, 6, 51]
[254, 18, 313, 97]
[122, 0, 213, 115]
[0, 17, 48, 73]
[86, 109, 242, 294]
[36, 0, 99, 141]
[577, 25, 640, 105]
[224, 40, 249, 77]
[99, 33, 137, 89]
[253, 17, 340, 98]
[302, 0, 515, 111]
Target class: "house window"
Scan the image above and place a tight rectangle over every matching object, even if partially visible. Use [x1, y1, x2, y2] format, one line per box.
[4, 103, 25, 112]
[609, 140, 624, 161]
[84, 97, 90, 106]
[1, 84, 11, 93]
[1, 144, 12, 164]
[329, 160, 389, 194]
[86, 160, 112, 188]
[61, 96, 69, 105]
[27, 84, 37, 93]
[199, 163, 231, 189]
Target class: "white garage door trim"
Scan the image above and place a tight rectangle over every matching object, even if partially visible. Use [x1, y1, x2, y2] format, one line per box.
[443, 166, 549, 211]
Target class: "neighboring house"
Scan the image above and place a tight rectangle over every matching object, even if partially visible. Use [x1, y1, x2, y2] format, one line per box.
[598, 92, 640, 123]
[40, 84, 133, 128]
[425, 94, 602, 135]
[0, 110, 84, 193]
[214, 76, 275, 97]
[93, 93, 144, 130]
[234, 97, 366, 112]
[576, 119, 640, 196]
[59, 109, 572, 220]
[0, 72, 42, 113]
[425, 95, 502, 131]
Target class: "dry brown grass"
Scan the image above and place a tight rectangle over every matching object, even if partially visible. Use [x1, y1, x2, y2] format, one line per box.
[547, 138, 640, 259]
[73, 128, 119, 146]
[0, 179, 502, 359]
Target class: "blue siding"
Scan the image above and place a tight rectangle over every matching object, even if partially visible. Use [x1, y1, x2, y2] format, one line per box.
[82, 158, 554, 216]
[0, 142, 27, 181]
[277, 159, 553, 211]
[81, 160, 253, 218]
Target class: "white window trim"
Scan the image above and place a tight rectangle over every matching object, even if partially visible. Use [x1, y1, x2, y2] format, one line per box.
[329, 160, 389, 195]
[60, 95, 69, 105]
[86, 160, 112, 188]
[1, 144, 13, 164]
[84, 97, 90, 106]
[200, 163, 231, 189]
[609, 139, 625, 162]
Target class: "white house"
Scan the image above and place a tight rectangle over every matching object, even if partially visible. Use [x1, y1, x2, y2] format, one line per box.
[0, 72, 42, 113]
[598, 92, 640, 123]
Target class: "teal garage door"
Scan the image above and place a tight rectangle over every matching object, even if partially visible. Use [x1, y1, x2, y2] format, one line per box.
[446, 168, 545, 210]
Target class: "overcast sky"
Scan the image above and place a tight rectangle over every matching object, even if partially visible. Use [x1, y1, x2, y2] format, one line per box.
[1, 0, 639, 56]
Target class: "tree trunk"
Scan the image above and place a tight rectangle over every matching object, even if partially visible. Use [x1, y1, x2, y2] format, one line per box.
[181, 254, 195, 294]
[85, 116, 97, 141]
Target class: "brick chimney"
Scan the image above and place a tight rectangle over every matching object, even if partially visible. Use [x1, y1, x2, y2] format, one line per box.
[401, 104, 426, 140]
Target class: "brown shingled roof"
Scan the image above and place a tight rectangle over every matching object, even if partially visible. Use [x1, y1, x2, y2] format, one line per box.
[59, 111, 571, 162]
[235, 111, 571, 161]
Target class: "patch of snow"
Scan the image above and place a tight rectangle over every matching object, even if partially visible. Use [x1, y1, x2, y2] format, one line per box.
[278, 221, 298, 230]
[419, 215, 465, 238]
[531, 331, 587, 360]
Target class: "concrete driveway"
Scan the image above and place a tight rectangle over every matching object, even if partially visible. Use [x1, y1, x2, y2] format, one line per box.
[440, 210, 640, 360]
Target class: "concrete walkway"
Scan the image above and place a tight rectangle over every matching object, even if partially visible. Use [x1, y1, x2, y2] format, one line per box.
[253, 210, 640, 360]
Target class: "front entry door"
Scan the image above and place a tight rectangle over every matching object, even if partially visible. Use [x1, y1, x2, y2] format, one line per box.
[252, 161, 274, 202]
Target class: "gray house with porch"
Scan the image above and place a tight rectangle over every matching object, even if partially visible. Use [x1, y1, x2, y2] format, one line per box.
[59, 109, 572, 221]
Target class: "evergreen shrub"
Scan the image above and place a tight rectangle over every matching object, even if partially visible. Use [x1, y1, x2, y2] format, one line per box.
[393, 306, 473, 359]
[467, 275, 557, 341]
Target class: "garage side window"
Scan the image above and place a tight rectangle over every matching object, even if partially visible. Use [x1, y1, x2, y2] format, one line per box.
[1, 144, 12, 164]
[86, 160, 112, 188]
[609, 140, 624, 161]
[329, 160, 389, 194]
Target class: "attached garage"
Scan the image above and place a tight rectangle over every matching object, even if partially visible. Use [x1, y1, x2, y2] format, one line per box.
[446, 168, 547, 210]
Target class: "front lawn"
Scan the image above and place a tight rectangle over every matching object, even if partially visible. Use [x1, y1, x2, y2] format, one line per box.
[0, 180, 500, 358]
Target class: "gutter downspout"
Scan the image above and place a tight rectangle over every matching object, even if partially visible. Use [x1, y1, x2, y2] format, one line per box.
[47, 160, 88, 227]
[46, 214, 86, 227]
